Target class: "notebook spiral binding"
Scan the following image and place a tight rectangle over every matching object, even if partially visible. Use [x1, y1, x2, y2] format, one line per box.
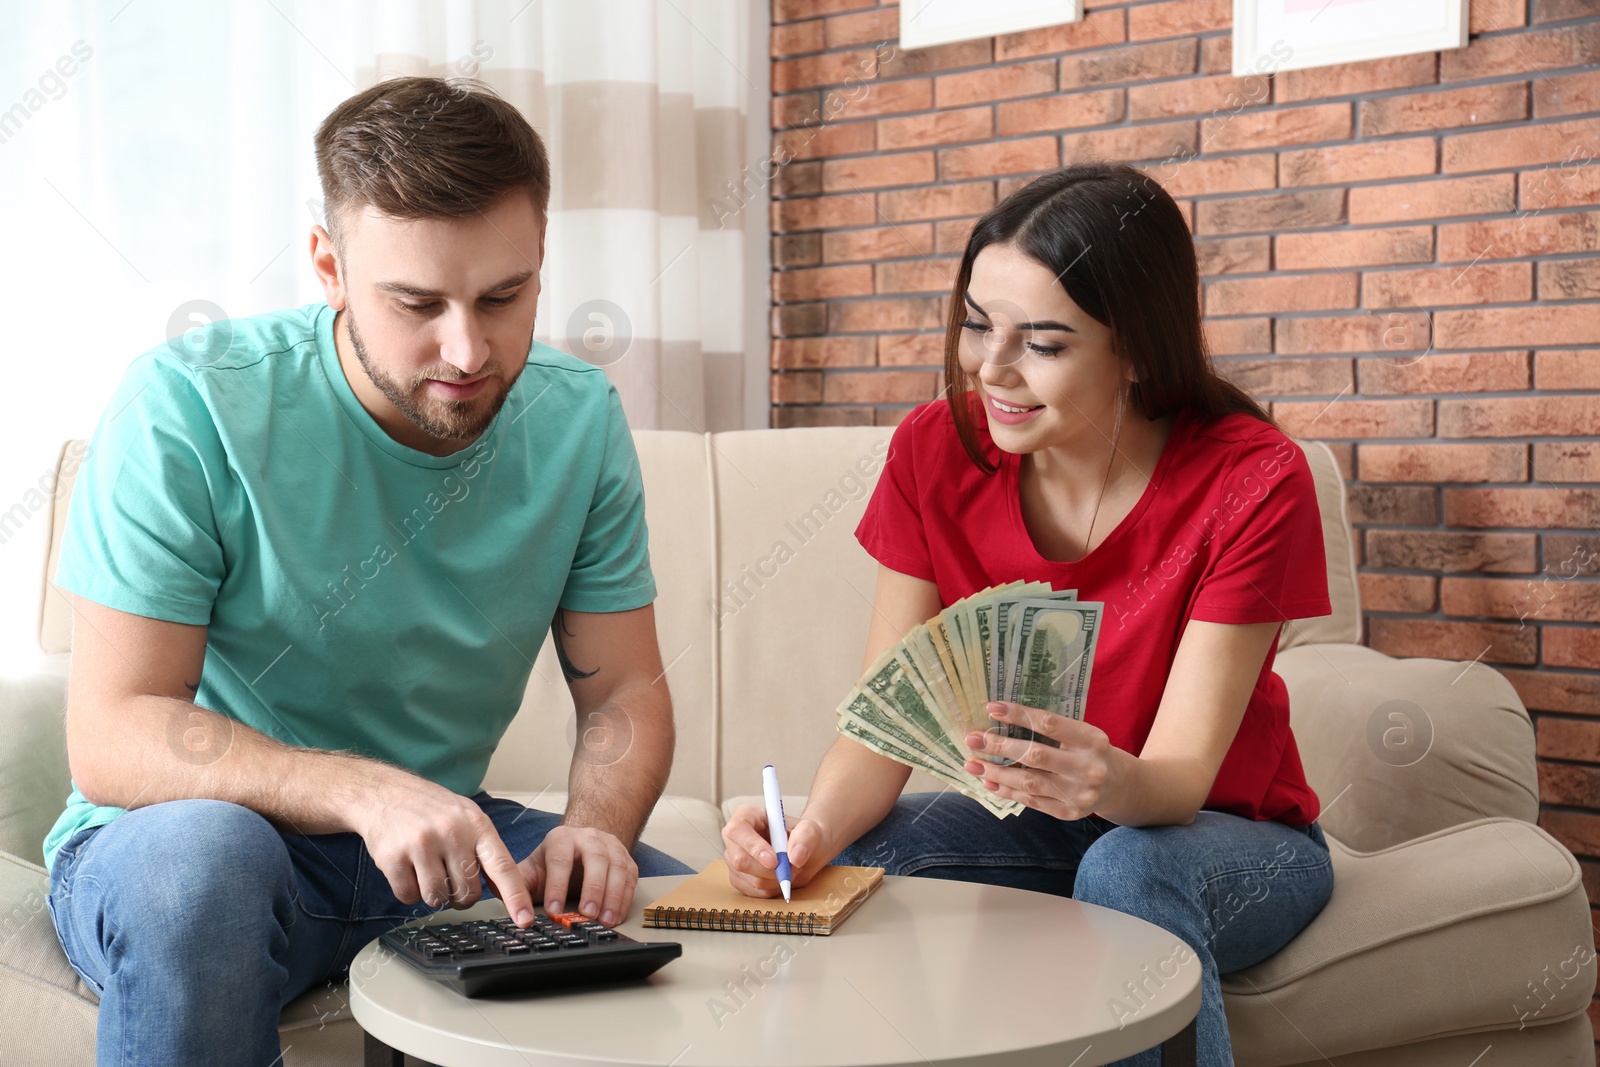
[645, 905, 823, 933]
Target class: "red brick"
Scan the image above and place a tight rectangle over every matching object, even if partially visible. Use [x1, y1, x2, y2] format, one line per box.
[1534, 0, 1600, 22]
[1347, 484, 1439, 525]
[1545, 534, 1600, 578]
[773, 0, 873, 21]
[1444, 116, 1600, 173]
[1538, 720, 1600, 763]
[1348, 174, 1517, 225]
[1444, 488, 1600, 529]
[1277, 312, 1430, 355]
[878, 107, 992, 151]
[1278, 137, 1438, 187]
[771, 301, 827, 337]
[1365, 531, 1537, 573]
[1440, 395, 1600, 437]
[875, 407, 917, 427]
[773, 91, 823, 129]
[773, 264, 873, 301]
[934, 216, 979, 253]
[1358, 352, 1530, 394]
[773, 233, 821, 268]
[940, 136, 1059, 181]
[1439, 210, 1600, 262]
[823, 78, 934, 120]
[1144, 154, 1276, 198]
[822, 151, 934, 192]
[875, 257, 959, 295]
[771, 191, 875, 232]
[772, 371, 822, 404]
[771, 20, 824, 58]
[1361, 83, 1530, 137]
[1359, 573, 1438, 613]
[878, 333, 945, 367]
[1439, 22, 1600, 82]
[1363, 262, 1532, 309]
[1273, 398, 1434, 439]
[1541, 811, 1600, 861]
[1207, 274, 1358, 316]
[1128, 74, 1269, 121]
[1060, 39, 1197, 89]
[1275, 226, 1433, 270]
[822, 223, 935, 263]
[995, 9, 1128, 61]
[1445, 576, 1600, 624]
[772, 161, 822, 198]
[1216, 356, 1353, 396]
[1539, 763, 1600, 807]
[1194, 189, 1345, 235]
[996, 88, 1125, 136]
[1063, 121, 1199, 165]
[829, 296, 946, 333]
[1195, 236, 1272, 276]
[1201, 103, 1352, 153]
[1533, 69, 1600, 117]
[771, 336, 876, 369]
[1539, 259, 1600, 301]
[1368, 618, 1536, 665]
[1536, 351, 1600, 390]
[822, 370, 941, 404]
[1537, 443, 1600, 483]
[878, 181, 995, 222]
[1503, 668, 1600, 714]
[1359, 442, 1527, 483]
[1127, 0, 1231, 38]
[1470, 0, 1527, 32]
[773, 48, 880, 93]
[1521, 161, 1600, 211]
[879, 40, 994, 79]
[1202, 317, 1272, 356]
[771, 406, 874, 428]
[773, 119, 876, 161]
[1436, 305, 1600, 350]
[1199, 34, 1232, 75]
[823, 8, 898, 49]
[1275, 53, 1438, 104]
[934, 60, 1057, 109]
[1546, 627, 1600, 669]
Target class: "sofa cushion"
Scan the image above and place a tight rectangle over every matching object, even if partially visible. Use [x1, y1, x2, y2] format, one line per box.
[1221, 819, 1593, 1064]
[1276, 440, 1360, 651]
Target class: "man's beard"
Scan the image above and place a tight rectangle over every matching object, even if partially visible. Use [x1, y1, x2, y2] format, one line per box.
[346, 306, 513, 442]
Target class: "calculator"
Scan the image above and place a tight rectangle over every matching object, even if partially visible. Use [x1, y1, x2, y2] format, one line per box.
[379, 910, 682, 997]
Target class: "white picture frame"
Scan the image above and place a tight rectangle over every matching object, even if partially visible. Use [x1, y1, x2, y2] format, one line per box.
[1232, 0, 1469, 76]
[899, 0, 1084, 51]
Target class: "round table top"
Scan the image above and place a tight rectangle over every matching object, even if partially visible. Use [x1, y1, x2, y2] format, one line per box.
[348, 874, 1200, 1067]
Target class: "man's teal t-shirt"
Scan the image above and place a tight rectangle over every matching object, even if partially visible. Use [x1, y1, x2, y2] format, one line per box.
[42, 302, 655, 874]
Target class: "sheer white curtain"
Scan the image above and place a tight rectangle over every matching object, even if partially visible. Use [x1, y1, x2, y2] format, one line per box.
[0, 0, 754, 668]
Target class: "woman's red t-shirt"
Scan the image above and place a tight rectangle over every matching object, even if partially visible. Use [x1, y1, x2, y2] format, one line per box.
[854, 400, 1331, 826]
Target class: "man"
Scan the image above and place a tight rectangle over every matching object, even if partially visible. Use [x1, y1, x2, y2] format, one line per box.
[43, 76, 690, 1066]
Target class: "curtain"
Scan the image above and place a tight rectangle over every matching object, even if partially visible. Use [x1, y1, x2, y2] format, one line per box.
[355, 0, 750, 433]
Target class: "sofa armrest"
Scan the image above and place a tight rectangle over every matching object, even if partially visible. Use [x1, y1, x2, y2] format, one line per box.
[0, 656, 71, 866]
[1276, 643, 1538, 852]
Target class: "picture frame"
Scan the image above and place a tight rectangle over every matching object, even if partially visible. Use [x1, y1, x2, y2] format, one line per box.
[1232, 0, 1469, 76]
[899, 0, 1084, 51]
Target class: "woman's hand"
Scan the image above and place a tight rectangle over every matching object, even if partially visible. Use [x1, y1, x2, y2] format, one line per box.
[964, 701, 1118, 821]
[720, 803, 831, 898]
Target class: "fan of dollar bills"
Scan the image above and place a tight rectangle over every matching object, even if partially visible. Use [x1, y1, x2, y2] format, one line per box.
[835, 582, 1102, 819]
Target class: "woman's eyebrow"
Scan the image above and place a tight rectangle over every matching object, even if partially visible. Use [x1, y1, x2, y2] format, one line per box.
[963, 292, 1077, 333]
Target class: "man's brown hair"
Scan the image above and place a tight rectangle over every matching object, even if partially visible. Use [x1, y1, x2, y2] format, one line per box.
[313, 76, 550, 245]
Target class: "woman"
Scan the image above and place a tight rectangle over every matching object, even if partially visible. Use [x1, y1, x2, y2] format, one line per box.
[721, 162, 1335, 1066]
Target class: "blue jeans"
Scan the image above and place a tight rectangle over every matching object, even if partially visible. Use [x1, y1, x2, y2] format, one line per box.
[45, 792, 693, 1067]
[833, 793, 1334, 1067]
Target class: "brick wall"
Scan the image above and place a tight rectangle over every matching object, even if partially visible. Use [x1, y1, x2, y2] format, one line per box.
[769, 0, 1600, 1041]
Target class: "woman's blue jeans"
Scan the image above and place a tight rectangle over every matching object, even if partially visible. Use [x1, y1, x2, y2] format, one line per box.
[45, 793, 693, 1067]
[833, 793, 1334, 1067]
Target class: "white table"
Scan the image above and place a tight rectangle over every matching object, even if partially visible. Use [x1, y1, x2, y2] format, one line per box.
[350, 874, 1200, 1067]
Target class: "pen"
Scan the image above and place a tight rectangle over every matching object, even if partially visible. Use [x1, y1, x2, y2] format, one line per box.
[762, 764, 792, 902]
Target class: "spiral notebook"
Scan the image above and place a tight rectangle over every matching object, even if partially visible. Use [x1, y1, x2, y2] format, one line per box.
[641, 860, 884, 935]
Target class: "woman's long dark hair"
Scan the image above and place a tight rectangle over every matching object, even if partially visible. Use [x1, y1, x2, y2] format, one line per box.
[945, 162, 1273, 473]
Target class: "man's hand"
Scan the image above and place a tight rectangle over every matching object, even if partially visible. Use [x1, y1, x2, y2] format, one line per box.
[354, 777, 538, 926]
[516, 824, 638, 925]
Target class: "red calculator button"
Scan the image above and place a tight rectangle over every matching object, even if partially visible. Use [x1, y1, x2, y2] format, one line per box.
[548, 911, 589, 928]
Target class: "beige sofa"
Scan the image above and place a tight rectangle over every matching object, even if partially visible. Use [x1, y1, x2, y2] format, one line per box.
[0, 428, 1592, 1066]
